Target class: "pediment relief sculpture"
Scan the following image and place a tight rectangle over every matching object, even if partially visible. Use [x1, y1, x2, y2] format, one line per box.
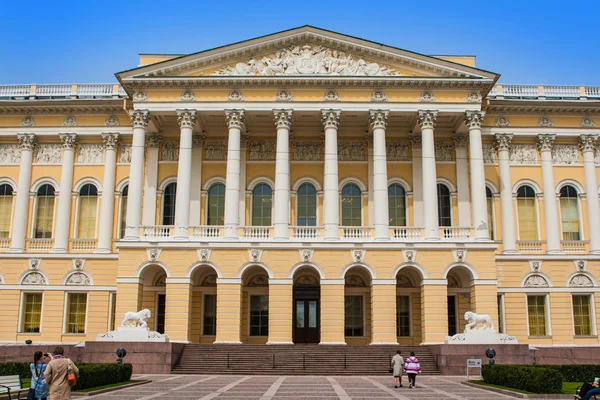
[65, 272, 91, 286]
[214, 44, 404, 76]
[22, 272, 46, 285]
[569, 274, 593, 288]
[523, 274, 549, 288]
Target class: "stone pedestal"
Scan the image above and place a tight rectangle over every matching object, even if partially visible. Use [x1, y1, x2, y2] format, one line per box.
[444, 330, 517, 345]
[97, 326, 169, 342]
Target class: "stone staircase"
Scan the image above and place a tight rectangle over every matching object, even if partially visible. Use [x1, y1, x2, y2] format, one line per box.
[171, 344, 441, 375]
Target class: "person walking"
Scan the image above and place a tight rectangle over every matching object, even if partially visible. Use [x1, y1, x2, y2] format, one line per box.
[29, 351, 48, 400]
[403, 351, 421, 388]
[44, 346, 79, 400]
[391, 349, 405, 388]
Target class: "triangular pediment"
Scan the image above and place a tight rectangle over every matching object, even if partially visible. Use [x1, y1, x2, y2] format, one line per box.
[117, 26, 498, 83]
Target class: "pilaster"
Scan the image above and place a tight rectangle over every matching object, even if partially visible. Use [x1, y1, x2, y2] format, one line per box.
[10, 134, 36, 252]
[370, 283, 398, 344]
[52, 133, 77, 253]
[96, 133, 120, 253]
[267, 282, 293, 344]
[214, 280, 243, 344]
[164, 280, 193, 342]
[537, 134, 561, 253]
[420, 281, 448, 344]
[319, 283, 346, 344]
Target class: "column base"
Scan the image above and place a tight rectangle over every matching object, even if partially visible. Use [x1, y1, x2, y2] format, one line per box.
[318, 342, 347, 345]
[50, 248, 68, 254]
[213, 341, 242, 345]
[266, 341, 294, 345]
[369, 342, 399, 345]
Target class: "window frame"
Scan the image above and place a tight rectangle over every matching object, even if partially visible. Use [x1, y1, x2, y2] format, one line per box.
[206, 182, 226, 226]
[32, 183, 57, 239]
[497, 294, 506, 334]
[344, 294, 365, 338]
[526, 294, 550, 337]
[0, 183, 15, 239]
[63, 292, 88, 335]
[19, 291, 44, 334]
[202, 293, 217, 337]
[248, 294, 269, 337]
[118, 184, 129, 239]
[108, 292, 117, 332]
[388, 183, 407, 227]
[572, 294, 596, 337]
[161, 181, 177, 226]
[436, 183, 452, 227]
[296, 182, 318, 227]
[340, 183, 363, 227]
[486, 186, 496, 240]
[516, 185, 540, 241]
[396, 295, 412, 337]
[250, 183, 273, 227]
[558, 185, 583, 241]
[74, 183, 99, 239]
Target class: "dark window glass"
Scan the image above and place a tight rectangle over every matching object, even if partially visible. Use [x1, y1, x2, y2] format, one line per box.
[437, 184, 451, 227]
[35, 184, 55, 238]
[297, 183, 317, 226]
[341, 184, 362, 227]
[486, 187, 495, 240]
[207, 183, 226, 226]
[447, 295, 457, 336]
[249, 295, 269, 336]
[119, 185, 128, 239]
[396, 296, 410, 337]
[560, 185, 580, 240]
[156, 294, 166, 334]
[388, 184, 406, 226]
[252, 184, 272, 226]
[344, 295, 363, 337]
[203, 294, 217, 336]
[162, 183, 177, 225]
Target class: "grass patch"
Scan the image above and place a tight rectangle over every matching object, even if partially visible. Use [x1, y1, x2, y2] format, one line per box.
[22, 377, 31, 387]
[74, 380, 139, 392]
[471, 380, 585, 395]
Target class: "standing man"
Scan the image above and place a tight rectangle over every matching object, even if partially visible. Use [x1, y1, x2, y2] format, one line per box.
[44, 346, 79, 399]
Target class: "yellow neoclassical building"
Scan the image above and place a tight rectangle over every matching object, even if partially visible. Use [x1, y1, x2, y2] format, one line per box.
[0, 26, 599, 348]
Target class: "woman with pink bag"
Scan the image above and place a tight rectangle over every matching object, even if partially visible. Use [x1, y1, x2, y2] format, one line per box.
[403, 351, 422, 389]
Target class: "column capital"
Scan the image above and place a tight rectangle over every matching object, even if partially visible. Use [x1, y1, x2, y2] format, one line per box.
[465, 110, 485, 129]
[101, 133, 120, 150]
[177, 109, 197, 128]
[59, 133, 78, 150]
[452, 134, 468, 148]
[130, 110, 149, 128]
[145, 133, 161, 148]
[224, 109, 245, 130]
[417, 110, 438, 128]
[369, 110, 389, 130]
[273, 109, 293, 130]
[409, 134, 422, 149]
[321, 109, 341, 129]
[537, 134, 555, 152]
[579, 134, 598, 153]
[17, 133, 36, 151]
[192, 134, 206, 148]
[494, 133, 513, 152]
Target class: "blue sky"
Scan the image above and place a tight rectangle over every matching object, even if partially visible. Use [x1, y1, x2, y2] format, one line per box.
[0, 0, 597, 85]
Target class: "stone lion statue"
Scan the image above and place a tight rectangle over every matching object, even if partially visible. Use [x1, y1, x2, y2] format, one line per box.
[121, 309, 151, 328]
[464, 311, 494, 332]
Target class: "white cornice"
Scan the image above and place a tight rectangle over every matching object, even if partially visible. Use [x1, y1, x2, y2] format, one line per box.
[0, 253, 119, 259]
[0, 127, 133, 136]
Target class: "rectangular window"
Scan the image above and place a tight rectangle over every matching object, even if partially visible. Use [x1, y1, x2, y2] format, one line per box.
[66, 293, 87, 334]
[109, 293, 117, 331]
[22, 293, 43, 333]
[497, 295, 505, 334]
[396, 296, 410, 337]
[203, 294, 217, 336]
[35, 196, 55, 238]
[249, 295, 269, 336]
[517, 197, 537, 240]
[573, 295, 593, 336]
[560, 197, 580, 240]
[77, 196, 97, 238]
[344, 295, 363, 337]
[527, 295, 547, 336]
[156, 294, 166, 334]
[0, 195, 12, 238]
[487, 197, 495, 240]
[119, 198, 127, 239]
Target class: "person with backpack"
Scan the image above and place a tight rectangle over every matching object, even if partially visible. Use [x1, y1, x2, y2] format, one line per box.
[28, 351, 48, 400]
[391, 349, 405, 388]
[44, 346, 79, 400]
[577, 378, 600, 400]
[403, 351, 422, 389]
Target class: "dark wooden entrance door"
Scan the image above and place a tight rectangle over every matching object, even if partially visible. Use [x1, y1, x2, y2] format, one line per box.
[293, 287, 320, 343]
[447, 295, 457, 336]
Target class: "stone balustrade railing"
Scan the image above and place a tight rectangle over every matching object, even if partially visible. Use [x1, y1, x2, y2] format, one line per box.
[190, 226, 222, 240]
[242, 226, 272, 239]
[0, 84, 126, 99]
[489, 84, 600, 99]
[291, 226, 322, 239]
[141, 225, 173, 240]
[392, 227, 423, 240]
[0, 238, 11, 249]
[440, 227, 472, 240]
[342, 227, 372, 240]
[561, 240, 589, 253]
[517, 240, 546, 253]
[25, 238, 54, 251]
[69, 238, 97, 252]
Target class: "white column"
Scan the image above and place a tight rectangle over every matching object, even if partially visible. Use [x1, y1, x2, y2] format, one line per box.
[453, 134, 471, 226]
[96, 133, 120, 253]
[538, 134, 561, 253]
[238, 135, 249, 226]
[124, 110, 149, 240]
[370, 110, 390, 240]
[173, 110, 197, 240]
[366, 136, 374, 225]
[418, 110, 439, 240]
[409, 135, 423, 226]
[465, 111, 490, 240]
[322, 109, 341, 240]
[273, 110, 292, 240]
[223, 110, 245, 239]
[189, 134, 205, 226]
[52, 133, 77, 253]
[10, 134, 36, 252]
[495, 134, 518, 253]
[580, 135, 600, 253]
[142, 134, 160, 226]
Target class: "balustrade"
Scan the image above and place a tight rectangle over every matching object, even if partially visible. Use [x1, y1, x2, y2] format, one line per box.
[440, 227, 471, 240]
[391, 227, 423, 240]
[0, 238, 10, 250]
[291, 226, 322, 239]
[69, 239, 97, 252]
[190, 226, 222, 240]
[342, 227, 372, 240]
[26, 239, 54, 251]
[242, 226, 272, 239]
[0, 84, 126, 99]
[517, 240, 545, 253]
[140, 225, 173, 240]
[561, 240, 588, 253]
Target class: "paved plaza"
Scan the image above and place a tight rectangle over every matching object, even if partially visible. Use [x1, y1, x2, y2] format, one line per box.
[86, 374, 565, 400]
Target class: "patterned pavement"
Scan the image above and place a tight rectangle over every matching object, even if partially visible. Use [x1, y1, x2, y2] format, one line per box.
[86, 374, 563, 399]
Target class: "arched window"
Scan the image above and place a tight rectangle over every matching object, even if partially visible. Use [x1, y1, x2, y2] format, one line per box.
[162, 182, 177, 225]
[297, 183, 317, 226]
[207, 183, 225, 226]
[486, 187, 495, 240]
[77, 184, 98, 238]
[437, 183, 451, 227]
[341, 184, 362, 226]
[34, 184, 55, 238]
[388, 184, 406, 226]
[252, 184, 272, 226]
[119, 185, 128, 239]
[517, 185, 538, 240]
[0, 184, 14, 238]
[560, 185, 580, 240]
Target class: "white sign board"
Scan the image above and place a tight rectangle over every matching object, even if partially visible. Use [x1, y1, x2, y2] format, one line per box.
[466, 359, 482, 379]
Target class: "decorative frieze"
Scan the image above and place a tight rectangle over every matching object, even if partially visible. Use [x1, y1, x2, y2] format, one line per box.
[419, 91, 435, 102]
[214, 44, 402, 76]
[133, 91, 148, 102]
[552, 145, 580, 165]
[118, 145, 132, 163]
[205, 141, 228, 161]
[248, 140, 276, 161]
[386, 141, 409, 161]
[569, 274, 593, 288]
[160, 141, 180, 161]
[495, 116, 510, 127]
[76, 144, 104, 164]
[510, 145, 537, 164]
[467, 91, 482, 103]
[580, 117, 595, 128]
[482, 144, 496, 164]
[292, 141, 322, 161]
[65, 272, 91, 286]
[323, 90, 339, 101]
[179, 90, 195, 102]
[538, 116, 553, 127]
[34, 144, 63, 164]
[62, 116, 78, 127]
[0, 145, 21, 164]
[408, 135, 422, 149]
[275, 90, 293, 102]
[370, 90, 388, 102]
[21, 116, 35, 127]
[435, 142, 454, 161]
[22, 271, 46, 285]
[104, 115, 120, 127]
[338, 141, 365, 161]
[227, 90, 244, 101]
[523, 274, 549, 288]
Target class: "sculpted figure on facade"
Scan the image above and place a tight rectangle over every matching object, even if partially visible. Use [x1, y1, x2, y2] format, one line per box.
[338, 141, 365, 161]
[510, 145, 537, 164]
[580, 116, 595, 128]
[215, 44, 402, 76]
[35, 144, 63, 164]
[464, 312, 494, 332]
[370, 90, 388, 102]
[386, 141, 409, 161]
[161, 141, 180, 161]
[22, 272, 46, 285]
[0, 145, 21, 164]
[323, 90, 339, 101]
[538, 116, 553, 127]
[569, 274, 593, 288]
[227, 90, 244, 101]
[419, 91, 435, 102]
[77, 144, 104, 164]
[495, 116, 510, 127]
[552, 145, 580, 164]
[248, 140, 276, 161]
[275, 90, 293, 102]
[180, 90, 196, 102]
[435, 142, 454, 161]
[292, 141, 322, 161]
[467, 91, 482, 103]
[65, 272, 91, 286]
[104, 115, 120, 127]
[205, 141, 227, 161]
[62, 116, 78, 127]
[132, 91, 148, 102]
[118, 145, 132, 163]
[121, 309, 151, 328]
[482, 144, 496, 164]
[21, 116, 35, 127]
[524, 274, 549, 287]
